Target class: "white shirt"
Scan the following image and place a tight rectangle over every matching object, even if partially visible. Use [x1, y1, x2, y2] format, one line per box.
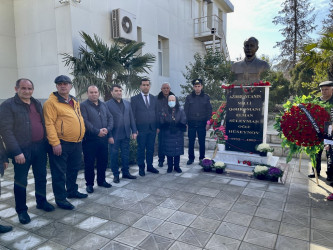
[141, 92, 150, 105]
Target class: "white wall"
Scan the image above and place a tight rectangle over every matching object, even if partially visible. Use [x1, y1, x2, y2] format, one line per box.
[0, 0, 18, 99]
[68, 0, 207, 96]
[0, 0, 232, 100]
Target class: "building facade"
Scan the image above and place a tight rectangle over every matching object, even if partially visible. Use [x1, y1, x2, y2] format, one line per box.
[0, 0, 233, 100]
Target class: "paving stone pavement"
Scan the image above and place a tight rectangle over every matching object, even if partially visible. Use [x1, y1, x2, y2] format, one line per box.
[0, 149, 333, 250]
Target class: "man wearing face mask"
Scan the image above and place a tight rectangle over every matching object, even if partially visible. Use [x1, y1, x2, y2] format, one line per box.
[184, 79, 212, 165]
[159, 95, 187, 173]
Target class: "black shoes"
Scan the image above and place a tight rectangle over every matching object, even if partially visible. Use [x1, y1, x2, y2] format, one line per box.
[167, 166, 173, 173]
[139, 169, 145, 176]
[67, 191, 88, 199]
[0, 224, 12, 234]
[18, 211, 30, 224]
[147, 167, 159, 174]
[308, 173, 320, 178]
[36, 201, 55, 212]
[158, 162, 163, 167]
[56, 200, 75, 210]
[327, 176, 333, 182]
[86, 185, 94, 193]
[122, 173, 137, 179]
[98, 181, 112, 188]
[174, 167, 182, 173]
[187, 160, 194, 165]
[114, 176, 120, 183]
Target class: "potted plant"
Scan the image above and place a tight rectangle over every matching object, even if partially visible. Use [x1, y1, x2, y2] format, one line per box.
[253, 165, 269, 180]
[214, 161, 226, 174]
[255, 143, 274, 157]
[267, 167, 284, 182]
[201, 158, 214, 172]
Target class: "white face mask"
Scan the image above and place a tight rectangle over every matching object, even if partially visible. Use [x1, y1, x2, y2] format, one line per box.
[168, 101, 176, 108]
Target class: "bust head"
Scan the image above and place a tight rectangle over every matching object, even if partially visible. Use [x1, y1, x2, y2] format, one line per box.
[243, 37, 259, 59]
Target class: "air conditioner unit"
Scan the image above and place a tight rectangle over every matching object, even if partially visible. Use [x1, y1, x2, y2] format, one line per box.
[112, 8, 137, 41]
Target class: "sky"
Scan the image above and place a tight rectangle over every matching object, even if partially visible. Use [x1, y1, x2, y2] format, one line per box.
[226, 0, 330, 62]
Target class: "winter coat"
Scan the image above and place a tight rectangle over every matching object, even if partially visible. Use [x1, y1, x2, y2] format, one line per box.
[160, 104, 187, 157]
[184, 90, 212, 127]
[80, 99, 113, 141]
[43, 92, 85, 146]
[0, 94, 46, 159]
[156, 91, 175, 129]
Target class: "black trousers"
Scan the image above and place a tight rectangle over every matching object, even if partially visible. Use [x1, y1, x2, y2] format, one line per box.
[137, 131, 156, 169]
[13, 141, 47, 213]
[48, 141, 82, 202]
[188, 125, 206, 161]
[158, 132, 165, 163]
[167, 155, 180, 168]
[83, 139, 108, 186]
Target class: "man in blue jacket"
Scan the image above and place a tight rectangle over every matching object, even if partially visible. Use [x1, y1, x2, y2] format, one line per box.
[131, 79, 159, 176]
[0, 79, 54, 225]
[106, 85, 138, 183]
[81, 86, 114, 193]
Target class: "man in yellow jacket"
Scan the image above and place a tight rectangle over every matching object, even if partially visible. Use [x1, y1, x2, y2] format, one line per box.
[43, 75, 87, 210]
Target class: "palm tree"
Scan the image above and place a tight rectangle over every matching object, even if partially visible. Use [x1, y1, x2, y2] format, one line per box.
[301, 31, 333, 81]
[63, 31, 156, 100]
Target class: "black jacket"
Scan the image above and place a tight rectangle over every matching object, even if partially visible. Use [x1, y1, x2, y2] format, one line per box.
[81, 99, 113, 141]
[160, 100, 187, 157]
[156, 91, 175, 129]
[0, 94, 46, 159]
[184, 90, 212, 127]
[131, 93, 157, 132]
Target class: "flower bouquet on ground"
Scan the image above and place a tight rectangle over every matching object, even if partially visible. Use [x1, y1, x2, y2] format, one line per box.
[253, 165, 269, 180]
[267, 167, 284, 182]
[255, 143, 274, 157]
[201, 158, 214, 172]
[214, 161, 226, 174]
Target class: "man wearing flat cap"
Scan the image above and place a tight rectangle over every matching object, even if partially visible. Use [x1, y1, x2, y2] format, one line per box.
[43, 75, 87, 210]
[184, 79, 212, 165]
[308, 81, 333, 181]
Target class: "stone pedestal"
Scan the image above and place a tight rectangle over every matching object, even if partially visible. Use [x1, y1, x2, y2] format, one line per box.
[214, 150, 279, 174]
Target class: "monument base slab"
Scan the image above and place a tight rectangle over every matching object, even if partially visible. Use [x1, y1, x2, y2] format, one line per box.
[213, 150, 279, 173]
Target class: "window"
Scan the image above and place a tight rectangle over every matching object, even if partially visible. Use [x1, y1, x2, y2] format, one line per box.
[158, 36, 169, 77]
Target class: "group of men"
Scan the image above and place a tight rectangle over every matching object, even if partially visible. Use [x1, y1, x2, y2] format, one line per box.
[0, 75, 212, 231]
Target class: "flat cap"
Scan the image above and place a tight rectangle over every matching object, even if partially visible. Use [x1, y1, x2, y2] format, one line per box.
[54, 75, 72, 84]
[192, 79, 203, 85]
[319, 81, 333, 87]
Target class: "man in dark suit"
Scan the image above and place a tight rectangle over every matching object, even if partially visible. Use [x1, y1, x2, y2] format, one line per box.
[106, 85, 138, 183]
[131, 79, 159, 176]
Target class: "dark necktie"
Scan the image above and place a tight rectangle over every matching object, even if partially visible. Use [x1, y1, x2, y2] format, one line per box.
[144, 95, 149, 108]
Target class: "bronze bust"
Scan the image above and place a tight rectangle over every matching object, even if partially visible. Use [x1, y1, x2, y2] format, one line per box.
[231, 37, 270, 84]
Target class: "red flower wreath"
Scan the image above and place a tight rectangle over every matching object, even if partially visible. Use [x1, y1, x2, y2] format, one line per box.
[280, 103, 330, 147]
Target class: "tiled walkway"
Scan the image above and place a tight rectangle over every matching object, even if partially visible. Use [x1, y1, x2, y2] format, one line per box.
[0, 150, 333, 250]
